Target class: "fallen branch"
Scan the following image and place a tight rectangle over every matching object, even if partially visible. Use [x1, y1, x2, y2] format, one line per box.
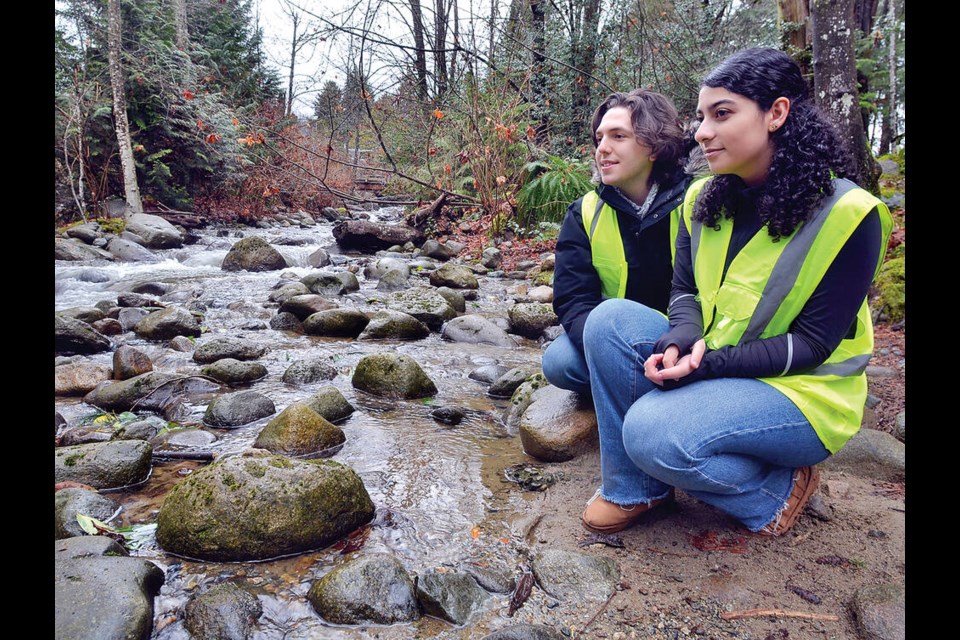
[581, 590, 617, 632]
[152, 450, 217, 461]
[720, 608, 839, 622]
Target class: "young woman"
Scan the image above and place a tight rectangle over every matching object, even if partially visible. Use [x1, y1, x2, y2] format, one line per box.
[579, 48, 892, 536]
[543, 89, 698, 396]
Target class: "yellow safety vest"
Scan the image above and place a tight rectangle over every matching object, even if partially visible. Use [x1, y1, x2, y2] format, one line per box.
[681, 177, 893, 452]
[581, 190, 682, 300]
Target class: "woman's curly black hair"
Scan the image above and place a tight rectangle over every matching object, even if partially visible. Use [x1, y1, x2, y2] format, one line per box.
[694, 48, 854, 238]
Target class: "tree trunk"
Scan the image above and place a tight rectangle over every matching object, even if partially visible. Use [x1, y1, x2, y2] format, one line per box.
[107, 0, 143, 216]
[286, 12, 299, 117]
[811, 0, 879, 193]
[487, 0, 498, 67]
[529, 0, 549, 145]
[777, 0, 812, 79]
[409, 0, 429, 103]
[172, 0, 189, 51]
[571, 0, 601, 142]
[878, 0, 898, 153]
[433, 0, 449, 97]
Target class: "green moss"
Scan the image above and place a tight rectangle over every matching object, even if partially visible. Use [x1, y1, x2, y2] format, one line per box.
[244, 461, 267, 477]
[269, 456, 293, 469]
[873, 257, 905, 322]
[96, 217, 126, 235]
[221, 473, 240, 490]
[63, 453, 85, 467]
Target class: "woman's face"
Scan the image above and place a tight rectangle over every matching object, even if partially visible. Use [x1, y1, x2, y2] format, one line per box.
[695, 86, 778, 186]
[594, 106, 657, 202]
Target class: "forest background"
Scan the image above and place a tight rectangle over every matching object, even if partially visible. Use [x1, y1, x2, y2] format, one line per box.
[53, 0, 905, 264]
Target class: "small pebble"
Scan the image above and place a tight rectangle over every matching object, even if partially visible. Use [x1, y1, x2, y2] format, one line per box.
[867, 529, 887, 538]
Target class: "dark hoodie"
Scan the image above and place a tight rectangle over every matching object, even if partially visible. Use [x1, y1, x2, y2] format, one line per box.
[552, 172, 695, 354]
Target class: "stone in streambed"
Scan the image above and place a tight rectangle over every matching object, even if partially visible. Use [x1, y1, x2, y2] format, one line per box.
[301, 270, 348, 296]
[133, 306, 202, 340]
[55, 488, 122, 539]
[105, 236, 158, 262]
[519, 385, 598, 462]
[282, 358, 338, 385]
[221, 236, 288, 272]
[459, 561, 517, 594]
[113, 345, 153, 380]
[58, 306, 105, 324]
[303, 386, 355, 424]
[481, 625, 567, 640]
[269, 311, 304, 332]
[308, 553, 420, 624]
[156, 452, 374, 561]
[55, 440, 153, 490]
[303, 308, 370, 337]
[352, 353, 437, 399]
[91, 317, 123, 335]
[469, 364, 511, 384]
[488, 367, 534, 398]
[431, 406, 465, 426]
[203, 390, 276, 428]
[357, 310, 430, 341]
[55, 362, 113, 396]
[387, 287, 457, 330]
[821, 428, 905, 482]
[124, 213, 184, 248]
[268, 281, 311, 304]
[201, 358, 268, 384]
[428, 262, 479, 289]
[55, 535, 128, 559]
[193, 337, 266, 364]
[278, 294, 338, 320]
[502, 374, 549, 431]
[83, 371, 181, 412]
[56, 237, 113, 261]
[415, 569, 489, 625]
[508, 303, 558, 338]
[442, 315, 517, 348]
[55, 315, 112, 355]
[253, 403, 345, 457]
[531, 548, 619, 602]
[849, 582, 905, 640]
[118, 307, 151, 331]
[184, 582, 263, 640]
[375, 268, 410, 292]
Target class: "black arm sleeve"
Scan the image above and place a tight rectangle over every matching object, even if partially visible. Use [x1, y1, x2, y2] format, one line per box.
[552, 199, 604, 353]
[664, 207, 883, 388]
[654, 221, 704, 356]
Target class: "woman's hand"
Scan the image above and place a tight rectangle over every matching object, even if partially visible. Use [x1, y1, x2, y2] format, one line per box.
[644, 339, 706, 386]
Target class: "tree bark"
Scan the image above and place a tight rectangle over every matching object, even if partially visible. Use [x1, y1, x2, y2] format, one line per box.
[777, 0, 812, 79]
[878, 0, 898, 153]
[408, 0, 429, 103]
[529, 0, 549, 145]
[172, 0, 189, 51]
[107, 0, 143, 216]
[571, 0, 601, 142]
[434, 0, 450, 97]
[287, 11, 299, 117]
[811, 0, 879, 193]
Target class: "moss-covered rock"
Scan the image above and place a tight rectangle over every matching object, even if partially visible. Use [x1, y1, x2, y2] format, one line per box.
[221, 236, 288, 272]
[156, 453, 375, 561]
[55, 440, 153, 490]
[55, 315, 112, 356]
[303, 308, 370, 337]
[193, 337, 267, 364]
[873, 257, 904, 323]
[428, 262, 479, 289]
[357, 310, 431, 341]
[253, 403, 345, 456]
[184, 582, 262, 640]
[508, 303, 559, 338]
[203, 390, 276, 428]
[201, 358, 269, 384]
[352, 353, 437, 399]
[82, 371, 181, 412]
[307, 553, 420, 624]
[303, 386, 355, 423]
[133, 306, 202, 340]
[387, 287, 458, 330]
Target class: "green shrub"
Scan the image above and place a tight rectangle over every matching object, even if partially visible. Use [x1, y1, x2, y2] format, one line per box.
[516, 154, 594, 227]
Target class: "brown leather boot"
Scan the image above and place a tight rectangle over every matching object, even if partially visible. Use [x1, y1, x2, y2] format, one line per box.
[581, 489, 675, 533]
[757, 466, 821, 537]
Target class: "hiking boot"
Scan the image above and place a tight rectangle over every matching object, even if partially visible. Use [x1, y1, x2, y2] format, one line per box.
[581, 488, 674, 533]
[757, 466, 821, 537]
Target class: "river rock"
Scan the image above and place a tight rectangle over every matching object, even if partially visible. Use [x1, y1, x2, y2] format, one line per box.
[83, 371, 180, 412]
[481, 247, 502, 269]
[431, 406, 465, 426]
[428, 262, 479, 289]
[281, 358, 338, 385]
[333, 219, 425, 252]
[160, 427, 218, 448]
[113, 345, 153, 380]
[105, 236, 158, 262]
[64, 221, 102, 243]
[489, 367, 534, 398]
[459, 561, 516, 594]
[55, 534, 128, 559]
[124, 213, 184, 248]
[59, 425, 113, 446]
[268, 311, 303, 333]
[421, 239, 455, 261]
[531, 549, 619, 602]
[376, 268, 410, 292]
[55, 555, 165, 640]
[821, 428, 905, 482]
[134, 306, 202, 340]
[55, 315, 112, 355]
[268, 282, 311, 304]
[119, 415, 167, 440]
[203, 390, 276, 428]
[895, 411, 905, 441]
[201, 358, 268, 384]
[468, 364, 511, 384]
[519, 386, 598, 461]
[55, 440, 153, 490]
[482, 625, 566, 640]
[308, 553, 421, 624]
[301, 270, 347, 296]
[387, 287, 457, 329]
[416, 569, 489, 625]
[279, 294, 339, 320]
[508, 303, 558, 338]
[365, 257, 410, 280]
[431, 287, 464, 314]
[56, 237, 111, 261]
[55, 487, 122, 539]
[58, 306, 106, 324]
[91, 317, 123, 335]
[221, 236, 287, 272]
[503, 374, 549, 430]
[118, 307, 151, 331]
[55, 362, 113, 396]
[117, 291, 161, 308]
[303, 386, 355, 423]
[168, 335, 196, 351]
[253, 402, 345, 456]
[131, 281, 169, 296]
[156, 453, 375, 561]
[441, 315, 518, 348]
[306, 247, 331, 268]
[528, 286, 554, 303]
[184, 582, 262, 640]
[336, 271, 360, 292]
[193, 337, 267, 364]
[357, 309, 431, 341]
[352, 353, 437, 399]
[878, 159, 900, 176]
[849, 582, 905, 640]
[303, 308, 370, 337]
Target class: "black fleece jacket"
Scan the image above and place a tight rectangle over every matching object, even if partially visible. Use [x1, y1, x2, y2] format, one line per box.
[552, 173, 695, 353]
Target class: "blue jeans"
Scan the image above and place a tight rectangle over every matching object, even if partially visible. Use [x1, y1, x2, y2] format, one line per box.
[582, 298, 830, 531]
[541, 331, 592, 396]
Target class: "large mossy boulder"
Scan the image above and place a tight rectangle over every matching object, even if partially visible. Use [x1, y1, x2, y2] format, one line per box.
[184, 582, 263, 640]
[873, 256, 905, 323]
[133, 306, 202, 340]
[83, 371, 181, 412]
[156, 453, 375, 561]
[357, 310, 430, 341]
[303, 386, 355, 423]
[252, 403, 345, 456]
[352, 353, 437, 399]
[124, 213, 184, 249]
[203, 390, 276, 428]
[221, 236, 288, 272]
[428, 263, 479, 289]
[387, 287, 457, 330]
[303, 308, 370, 337]
[508, 302, 559, 338]
[307, 553, 420, 624]
[55, 440, 153, 490]
[192, 337, 266, 364]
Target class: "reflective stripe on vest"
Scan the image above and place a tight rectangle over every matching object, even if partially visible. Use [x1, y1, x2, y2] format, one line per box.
[681, 177, 893, 453]
[580, 190, 682, 300]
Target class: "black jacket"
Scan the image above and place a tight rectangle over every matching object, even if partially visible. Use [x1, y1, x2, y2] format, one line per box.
[552, 174, 694, 353]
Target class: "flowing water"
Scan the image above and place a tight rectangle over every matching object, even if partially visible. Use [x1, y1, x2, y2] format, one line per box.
[55, 209, 554, 639]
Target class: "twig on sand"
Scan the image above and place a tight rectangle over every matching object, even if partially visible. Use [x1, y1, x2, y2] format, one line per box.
[647, 546, 698, 557]
[787, 531, 813, 547]
[720, 608, 839, 622]
[581, 590, 617, 632]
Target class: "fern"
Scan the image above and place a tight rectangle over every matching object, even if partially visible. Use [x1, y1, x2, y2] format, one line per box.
[516, 154, 594, 227]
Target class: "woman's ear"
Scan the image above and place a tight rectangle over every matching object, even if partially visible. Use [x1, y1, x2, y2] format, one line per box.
[768, 96, 791, 132]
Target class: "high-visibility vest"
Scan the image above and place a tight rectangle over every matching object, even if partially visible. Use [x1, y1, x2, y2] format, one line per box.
[580, 190, 682, 300]
[681, 177, 893, 452]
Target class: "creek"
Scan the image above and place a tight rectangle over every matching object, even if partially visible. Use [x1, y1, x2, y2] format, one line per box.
[55, 207, 554, 639]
